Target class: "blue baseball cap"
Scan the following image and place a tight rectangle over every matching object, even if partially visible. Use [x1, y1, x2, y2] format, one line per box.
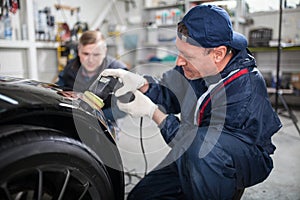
[177, 5, 247, 50]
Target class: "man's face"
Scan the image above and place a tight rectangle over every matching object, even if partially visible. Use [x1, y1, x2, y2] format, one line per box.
[78, 42, 107, 73]
[175, 36, 218, 80]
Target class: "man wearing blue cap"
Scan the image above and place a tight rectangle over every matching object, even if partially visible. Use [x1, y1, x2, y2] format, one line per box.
[102, 4, 282, 200]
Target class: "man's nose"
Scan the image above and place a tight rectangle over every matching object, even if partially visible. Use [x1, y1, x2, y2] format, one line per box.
[87, 54, 94, 61]
[176, 55, 187, 66]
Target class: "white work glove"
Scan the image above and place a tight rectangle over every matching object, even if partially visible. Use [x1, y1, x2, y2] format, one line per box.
[117, 90, 158, 118]
[101, 69, 146, 97]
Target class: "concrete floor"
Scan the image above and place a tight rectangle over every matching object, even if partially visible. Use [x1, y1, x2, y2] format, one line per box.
[116, 108, 300, 200]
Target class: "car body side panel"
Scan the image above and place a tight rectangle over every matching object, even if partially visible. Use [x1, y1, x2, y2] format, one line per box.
[0, 76, 124, 199]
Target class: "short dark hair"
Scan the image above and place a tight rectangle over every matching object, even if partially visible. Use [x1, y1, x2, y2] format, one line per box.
[177, 22, 189, 37]
[79, 30, 105, 46]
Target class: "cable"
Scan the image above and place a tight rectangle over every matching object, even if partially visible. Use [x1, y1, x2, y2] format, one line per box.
[124, 117, 148, 195]
[139, 117, 148, 177]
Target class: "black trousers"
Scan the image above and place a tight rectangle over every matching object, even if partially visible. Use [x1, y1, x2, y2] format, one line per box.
[127, 162, 185, 200]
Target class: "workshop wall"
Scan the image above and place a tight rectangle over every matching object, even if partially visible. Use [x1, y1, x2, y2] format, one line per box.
[35, 0, 142, 70]
[0, 0, 142, 82]
[35, 0, 141, 37]
[245, 7, 300, 45]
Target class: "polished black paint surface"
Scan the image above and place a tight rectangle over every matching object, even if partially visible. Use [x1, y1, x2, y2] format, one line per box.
[0, 76, 77, 112]
[0, 76, 125, 199]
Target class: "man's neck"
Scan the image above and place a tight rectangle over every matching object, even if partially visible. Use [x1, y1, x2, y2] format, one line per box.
[217, 52, 234, 73]
[81, 67, 98, 78]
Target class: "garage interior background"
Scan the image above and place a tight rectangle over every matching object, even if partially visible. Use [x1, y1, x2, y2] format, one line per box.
[0, 0, 300, 98]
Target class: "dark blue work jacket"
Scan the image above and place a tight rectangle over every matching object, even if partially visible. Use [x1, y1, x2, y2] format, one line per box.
[144, 48, 282, 198]
[55, 55, 127, 122]
[56, 55, 127, 92]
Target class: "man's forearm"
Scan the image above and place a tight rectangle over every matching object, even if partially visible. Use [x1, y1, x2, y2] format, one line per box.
[152, 108, 167, 126]
[139, 79, 149, 94]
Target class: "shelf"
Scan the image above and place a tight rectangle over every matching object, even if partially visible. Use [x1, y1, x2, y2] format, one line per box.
[142, 42, 176, 47]
[144, 2, 185, 10]
[188, 0, 212, 2]
[157, 24, 178, 28]
[249, 45, 300, 52]
[0, 40, 59, 49]
[137, 1, 183, 67]
[35, 41, 60, 49]
[0, 40, 31, 48]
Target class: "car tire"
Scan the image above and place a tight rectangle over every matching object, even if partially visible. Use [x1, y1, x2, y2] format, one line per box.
[0, 125, 115, 200]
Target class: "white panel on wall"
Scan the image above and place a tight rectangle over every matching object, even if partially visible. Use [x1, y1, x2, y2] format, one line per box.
[36, 49, 58, 83]
[0, 49, 28, 78]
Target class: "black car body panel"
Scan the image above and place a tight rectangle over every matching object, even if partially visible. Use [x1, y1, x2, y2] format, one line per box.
[0, 76, 124, 199]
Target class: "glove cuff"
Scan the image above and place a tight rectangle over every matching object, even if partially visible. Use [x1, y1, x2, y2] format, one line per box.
[149, 104, 158, 119]
[138, 77, 147, 89]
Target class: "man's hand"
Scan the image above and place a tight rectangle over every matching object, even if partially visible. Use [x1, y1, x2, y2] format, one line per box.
[117, 90, 158, 119]
[101, 69, 146, 97]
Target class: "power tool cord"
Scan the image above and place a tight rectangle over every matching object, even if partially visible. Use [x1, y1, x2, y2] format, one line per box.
[139, 117, 148, 177]
[124, 117, 148, 193]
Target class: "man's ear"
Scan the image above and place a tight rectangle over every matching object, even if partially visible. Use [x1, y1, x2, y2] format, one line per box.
[213, 46, 227, 62]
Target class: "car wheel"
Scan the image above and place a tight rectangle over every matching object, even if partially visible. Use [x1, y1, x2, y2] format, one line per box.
[0, 126, 115, 200]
